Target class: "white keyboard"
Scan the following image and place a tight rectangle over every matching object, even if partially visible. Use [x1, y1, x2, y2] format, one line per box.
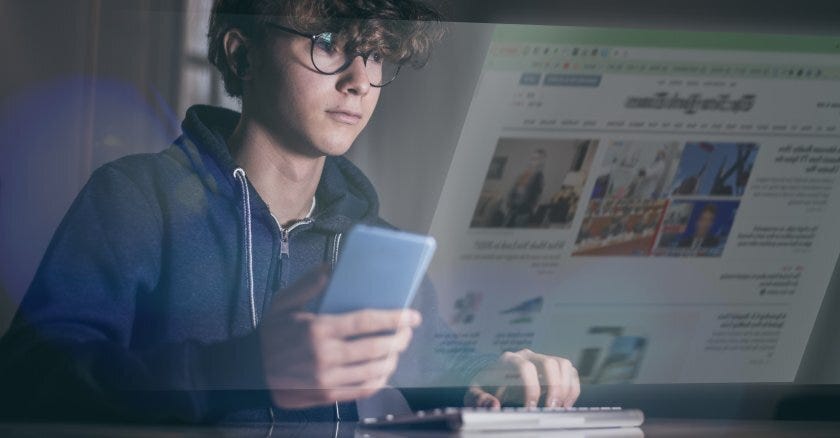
[359, 406, 644, 431]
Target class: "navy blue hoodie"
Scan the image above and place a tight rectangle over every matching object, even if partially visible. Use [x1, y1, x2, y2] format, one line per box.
[0, 105, 493, 424]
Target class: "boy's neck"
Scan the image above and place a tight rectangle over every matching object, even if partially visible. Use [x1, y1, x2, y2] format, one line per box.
[228, 116, 324, 226]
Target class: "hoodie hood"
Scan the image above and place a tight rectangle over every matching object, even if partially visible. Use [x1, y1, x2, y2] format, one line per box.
[179, 104, 381, 234]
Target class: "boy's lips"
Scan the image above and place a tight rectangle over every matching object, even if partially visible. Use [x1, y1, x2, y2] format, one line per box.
[325, 109, 362, 125]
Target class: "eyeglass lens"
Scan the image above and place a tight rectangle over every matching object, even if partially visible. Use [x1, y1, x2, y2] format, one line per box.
[310, 33, 400, 87]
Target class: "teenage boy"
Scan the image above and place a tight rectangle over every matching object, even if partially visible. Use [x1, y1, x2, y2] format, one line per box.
[0, 0, 579, 424]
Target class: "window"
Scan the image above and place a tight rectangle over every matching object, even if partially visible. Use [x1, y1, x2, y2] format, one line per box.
[178, 0, 239, 117]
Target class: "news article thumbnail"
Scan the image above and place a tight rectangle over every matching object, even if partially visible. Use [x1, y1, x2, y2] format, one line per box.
[576, 325, 647, 384]
[470, 138, 598, 229]
[670, 142, 758, 197]
[573, 199, 667, 256]
[573, 140, 759, 257]
[653, 200, 740, 257]
[653, 142, 757, 257]
[573, 140, 683, 256]
[590, 140, 684, 200]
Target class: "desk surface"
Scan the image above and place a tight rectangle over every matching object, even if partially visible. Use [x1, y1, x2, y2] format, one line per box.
[2, 419, 839, 437]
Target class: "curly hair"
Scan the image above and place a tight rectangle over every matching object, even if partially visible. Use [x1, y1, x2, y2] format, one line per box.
[207, 0, 445, 97]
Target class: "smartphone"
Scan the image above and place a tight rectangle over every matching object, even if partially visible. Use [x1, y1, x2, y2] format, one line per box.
[318, 224, 437, 314]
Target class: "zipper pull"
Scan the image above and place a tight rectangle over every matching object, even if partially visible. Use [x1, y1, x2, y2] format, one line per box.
[280, 229, 290, 257]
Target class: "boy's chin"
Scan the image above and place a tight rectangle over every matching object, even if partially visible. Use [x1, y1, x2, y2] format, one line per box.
[312, 140, 355, 157]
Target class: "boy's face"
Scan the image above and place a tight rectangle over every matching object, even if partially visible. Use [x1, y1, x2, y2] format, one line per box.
[245, 30, 381, 157]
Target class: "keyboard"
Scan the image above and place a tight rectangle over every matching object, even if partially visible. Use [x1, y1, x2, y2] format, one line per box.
[359, 406, 644, 431]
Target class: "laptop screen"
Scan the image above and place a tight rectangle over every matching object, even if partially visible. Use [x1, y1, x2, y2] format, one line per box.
[426, 24, 840, 385]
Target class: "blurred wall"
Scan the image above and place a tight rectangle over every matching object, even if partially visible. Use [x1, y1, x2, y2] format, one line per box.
[0, 0, 183, 334]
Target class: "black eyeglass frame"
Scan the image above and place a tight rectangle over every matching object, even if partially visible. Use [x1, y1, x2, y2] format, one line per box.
[265, 23, 402, 87]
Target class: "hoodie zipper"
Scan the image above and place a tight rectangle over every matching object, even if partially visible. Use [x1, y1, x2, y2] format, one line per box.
[271, 215, 312, 292]
[273, 217, 345, 421]
[280, 228, 291, 257]
[271, 215, 312, 258]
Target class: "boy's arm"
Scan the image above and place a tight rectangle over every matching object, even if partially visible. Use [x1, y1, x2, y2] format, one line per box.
[0, 164, 267, 423]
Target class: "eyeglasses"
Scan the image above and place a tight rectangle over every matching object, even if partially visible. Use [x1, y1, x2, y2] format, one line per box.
[266, 23, 401, 87]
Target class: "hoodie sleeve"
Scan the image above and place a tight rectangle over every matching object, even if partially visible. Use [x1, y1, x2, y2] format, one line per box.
[0, 164, 269, 423]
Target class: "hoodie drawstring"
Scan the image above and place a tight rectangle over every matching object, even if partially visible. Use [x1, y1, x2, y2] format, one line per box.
[233, 168, 258, 329]
[234, 167, 277, 429]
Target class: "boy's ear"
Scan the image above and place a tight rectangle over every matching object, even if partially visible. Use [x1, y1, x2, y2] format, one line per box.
[223, 29, 252, 79]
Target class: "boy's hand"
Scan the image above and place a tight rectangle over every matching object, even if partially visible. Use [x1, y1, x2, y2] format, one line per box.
[465, 348, 580, 409]
[259, 267, 422, 409]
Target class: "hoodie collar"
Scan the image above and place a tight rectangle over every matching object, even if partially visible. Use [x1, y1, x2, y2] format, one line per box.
[313, 156, 381, 233]
[179, 104, 380, 233]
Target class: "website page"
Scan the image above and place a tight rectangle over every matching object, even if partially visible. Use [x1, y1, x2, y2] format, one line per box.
[426, 25, 840, 384]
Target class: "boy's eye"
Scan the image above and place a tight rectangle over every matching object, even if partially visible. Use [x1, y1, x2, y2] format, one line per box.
[368, 51, 384, 64]
[313, 33, 337, 54]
